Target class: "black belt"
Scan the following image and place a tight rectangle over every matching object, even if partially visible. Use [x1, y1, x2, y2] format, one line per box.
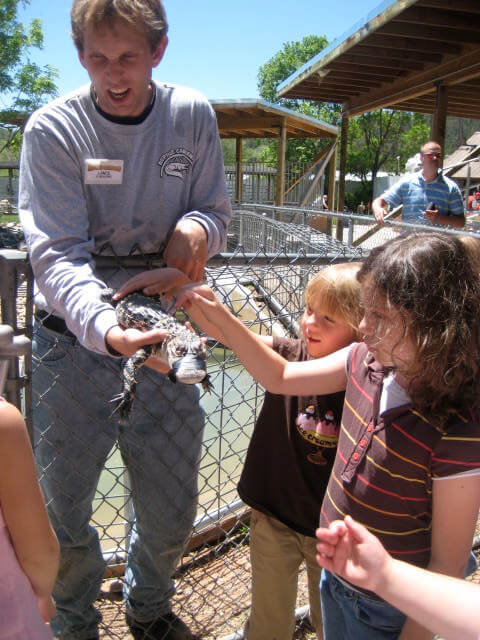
[35, 310, 76, 339]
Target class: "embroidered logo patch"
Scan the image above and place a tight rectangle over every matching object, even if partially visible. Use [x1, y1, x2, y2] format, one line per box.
[158, 148, 193, 180]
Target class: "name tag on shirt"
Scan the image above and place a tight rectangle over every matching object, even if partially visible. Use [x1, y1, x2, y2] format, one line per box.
[85, 159, 124, 185]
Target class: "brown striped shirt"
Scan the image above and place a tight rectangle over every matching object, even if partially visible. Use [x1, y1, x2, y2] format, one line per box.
[320, 342, 480, 568]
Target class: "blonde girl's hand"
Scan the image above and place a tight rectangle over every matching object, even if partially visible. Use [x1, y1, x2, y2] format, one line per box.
[113, 268, 194, 301]
[174, 283, 221, 310]
[176, 283, 229, 331]
[37, 594, 56, 622]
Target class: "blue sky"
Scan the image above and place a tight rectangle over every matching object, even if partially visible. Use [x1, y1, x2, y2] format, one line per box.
[18, 0, 379, 101]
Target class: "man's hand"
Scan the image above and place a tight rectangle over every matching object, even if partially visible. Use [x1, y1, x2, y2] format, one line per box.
[423, 207, 439, 223]
[105, 325, 171, 373]
[164, 219, 208, 281]
[106, 325, 167, 357]
[113, 267, 192, 300]
[422, 210, 465, 228]
[372, 198, 388, 225]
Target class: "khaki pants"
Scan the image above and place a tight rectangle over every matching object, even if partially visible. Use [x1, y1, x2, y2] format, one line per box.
[246, 509, 322, 640]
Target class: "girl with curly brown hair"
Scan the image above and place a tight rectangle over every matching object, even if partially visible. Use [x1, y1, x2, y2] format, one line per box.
[158, 231, 480, 640]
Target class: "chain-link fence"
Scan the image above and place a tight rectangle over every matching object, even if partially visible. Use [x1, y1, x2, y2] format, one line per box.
[224, 160, 328, 208]
[1, 209, 479, 639]
[240, 203, 480, 249]
[0, 164, 19, 215]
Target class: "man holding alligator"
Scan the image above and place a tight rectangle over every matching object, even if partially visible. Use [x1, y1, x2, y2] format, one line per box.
[19, 1, 231, 638]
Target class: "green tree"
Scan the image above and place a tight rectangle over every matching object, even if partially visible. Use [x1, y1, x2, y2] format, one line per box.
[221, 138, 272, 164]
[258, 35, 329, 105]
[0, 0, 58, 154]
[257, 36, 341, 165]
[256, 34, 433, 206]
[346, 110, 429, 199]
[443, 116, 480, 155]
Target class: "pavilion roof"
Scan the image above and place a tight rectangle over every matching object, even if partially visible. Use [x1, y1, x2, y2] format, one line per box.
[211, 98, 338, 139]
[276, 0, 480, 119]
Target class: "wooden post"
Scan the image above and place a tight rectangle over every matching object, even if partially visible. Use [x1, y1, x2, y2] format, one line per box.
[7, 169, 14, 214]
[337, 111, 349, 241]
[275, 119, 287, 206]
[299, 142, 336, 208]
[465, 162, 471, 210]
[235, 137, 243, 203]
[327, 143, 337, 236]
[431, 83, 448, 152]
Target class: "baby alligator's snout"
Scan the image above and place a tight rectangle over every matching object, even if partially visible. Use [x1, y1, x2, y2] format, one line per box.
[169, 354, 207, 385]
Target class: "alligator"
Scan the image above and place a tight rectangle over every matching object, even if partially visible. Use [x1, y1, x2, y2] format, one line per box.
[100, 288, 212, 424]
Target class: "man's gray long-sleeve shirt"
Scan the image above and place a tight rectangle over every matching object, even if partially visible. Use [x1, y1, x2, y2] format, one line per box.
[19, 82, 231, 354]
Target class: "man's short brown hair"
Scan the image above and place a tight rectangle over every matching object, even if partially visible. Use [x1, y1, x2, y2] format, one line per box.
[420, 140, 441, 155]
[71, 0, 168, 52]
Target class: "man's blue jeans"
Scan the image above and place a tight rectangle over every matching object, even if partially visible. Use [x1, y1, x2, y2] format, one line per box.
[320, 570, 406, 640]
[33, 323, 205, 639]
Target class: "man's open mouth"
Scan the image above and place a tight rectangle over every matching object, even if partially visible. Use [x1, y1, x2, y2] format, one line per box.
[109, 88, 129, 100]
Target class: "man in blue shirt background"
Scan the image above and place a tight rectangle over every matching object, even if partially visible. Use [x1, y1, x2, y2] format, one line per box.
[372, 141, 465, 229]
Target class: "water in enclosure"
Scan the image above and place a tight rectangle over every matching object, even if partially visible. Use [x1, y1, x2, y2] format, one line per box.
[93, 350, 259, 554]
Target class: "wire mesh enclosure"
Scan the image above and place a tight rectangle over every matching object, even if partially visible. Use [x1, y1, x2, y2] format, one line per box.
[1, 209, 478, 639]
[223, 161, 327, 208]
[0, 164, 19, 214]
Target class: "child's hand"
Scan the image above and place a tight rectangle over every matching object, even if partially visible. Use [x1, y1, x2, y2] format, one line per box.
[176, 283, 218, 308]
[315, 519, 347, 561]
[113, 267, 194, 300]
[316, 516, 392, 593]
[176, 283, 230, 335]
[37, 594, 56, 622]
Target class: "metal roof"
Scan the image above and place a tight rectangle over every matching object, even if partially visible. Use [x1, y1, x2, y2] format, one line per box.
[441, 134, 480, 180]
[467, 132, 480, 146]
[444, 145, 476, 173]
[452, 162, 480, 180]
[210, 99, 338, 139]
[277, 0, 480, 119]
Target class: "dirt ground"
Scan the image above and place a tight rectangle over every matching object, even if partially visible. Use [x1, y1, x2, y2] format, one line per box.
[95, 516, 480, 639]
[97, 537, 253, 639]
[95, 519, 333, 639]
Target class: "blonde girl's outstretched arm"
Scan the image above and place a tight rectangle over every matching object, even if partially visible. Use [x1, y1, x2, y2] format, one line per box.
[316, 516, 480, 640]
[0, 401, 59, 620]
[179, 284, 348, 396]
[113, 268, 273, 347]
